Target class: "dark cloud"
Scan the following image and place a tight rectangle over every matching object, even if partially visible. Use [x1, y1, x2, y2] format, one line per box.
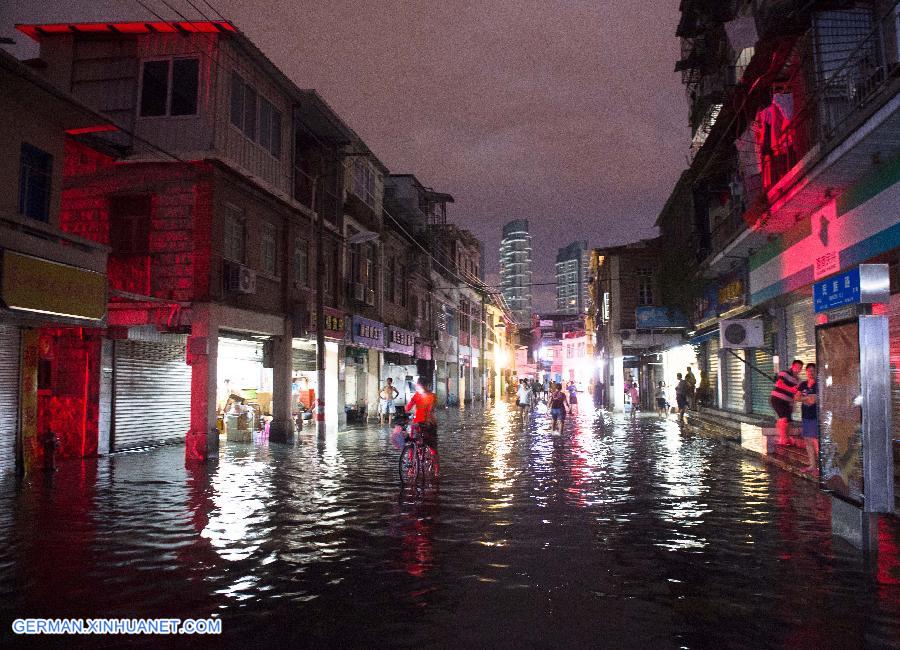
[1, 1, 689, 310]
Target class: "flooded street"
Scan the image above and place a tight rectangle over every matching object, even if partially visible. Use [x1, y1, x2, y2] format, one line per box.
[1, 404, 898, 647]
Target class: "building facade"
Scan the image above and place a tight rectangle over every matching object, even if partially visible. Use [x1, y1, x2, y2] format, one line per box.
[500, 218, 533, 327]
[656, 1, 899, 494]
[555, 240, 589, 314]
[0, 50, 109, 476]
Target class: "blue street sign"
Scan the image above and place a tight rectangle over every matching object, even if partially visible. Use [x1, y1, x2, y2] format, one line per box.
[814, 267, 861, 313]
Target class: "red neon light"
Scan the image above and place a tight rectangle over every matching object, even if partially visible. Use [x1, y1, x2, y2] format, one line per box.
[17, 21, 236, 41]
[65, 124, 119, 135]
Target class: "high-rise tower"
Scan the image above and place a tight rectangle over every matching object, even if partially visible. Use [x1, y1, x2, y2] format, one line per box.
[555, 241, 588, 314]
[500, 219, 533, 326]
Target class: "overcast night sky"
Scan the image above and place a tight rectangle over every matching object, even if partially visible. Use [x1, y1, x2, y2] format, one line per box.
[1, 1, 689, 310]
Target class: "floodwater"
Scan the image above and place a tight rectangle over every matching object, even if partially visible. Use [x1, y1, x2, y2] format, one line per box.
[1, 404, 898, 648]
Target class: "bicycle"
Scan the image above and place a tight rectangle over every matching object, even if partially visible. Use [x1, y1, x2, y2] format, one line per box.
[397, 418, 437, 485]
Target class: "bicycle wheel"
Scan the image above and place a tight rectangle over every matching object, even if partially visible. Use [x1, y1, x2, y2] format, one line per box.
[418, 446, 435, 482]
[399, 442, 417, 483]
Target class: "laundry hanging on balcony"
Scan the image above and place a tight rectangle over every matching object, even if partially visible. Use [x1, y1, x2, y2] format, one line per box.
[754, 93, 795, 187]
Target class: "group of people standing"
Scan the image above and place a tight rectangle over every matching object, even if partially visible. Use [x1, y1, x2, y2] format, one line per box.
[515, 378, 580, 433]
[770, 359, 819, 474]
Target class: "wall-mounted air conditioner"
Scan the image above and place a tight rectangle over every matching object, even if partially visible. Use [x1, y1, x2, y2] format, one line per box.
[719, 319, 763, 349]
[224, 262, 256, 294]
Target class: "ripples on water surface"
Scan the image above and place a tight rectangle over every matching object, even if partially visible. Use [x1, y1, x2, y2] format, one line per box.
[0, 404, 898, 647]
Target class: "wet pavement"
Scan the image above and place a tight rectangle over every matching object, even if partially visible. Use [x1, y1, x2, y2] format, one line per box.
[1, 403, 898, 647]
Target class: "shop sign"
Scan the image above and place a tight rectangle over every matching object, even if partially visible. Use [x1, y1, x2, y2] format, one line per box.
[414, 342, 432, 360]
[635, 306, 689, 329]
[717, 274, 746, 313]
[387, 326, 415, 355]
[813, 264, 889, 313]
[539, 319, 554, 327]
[1, 250, 106, 321]
[309, 307, 347, 340]
[813, 250, 840, 280]
[352, 315, 384, 349]
[694, 285, 718, 324]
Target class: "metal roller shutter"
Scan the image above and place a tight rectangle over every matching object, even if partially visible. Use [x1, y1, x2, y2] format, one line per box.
[707, 338, 720, 408]
[113, 339, 191, 451]
[292, 348, 316, 372]
[751, 319, 776, 417]
[723, 347, 746, 412]
[0, 325, 21, 474]
[786, 297, 816, 366]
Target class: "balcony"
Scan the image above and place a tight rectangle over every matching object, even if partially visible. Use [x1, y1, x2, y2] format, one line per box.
[708, 7, 900, 263]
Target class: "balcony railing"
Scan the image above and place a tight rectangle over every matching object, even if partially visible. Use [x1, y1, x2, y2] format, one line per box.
[763, 7, 899, 190]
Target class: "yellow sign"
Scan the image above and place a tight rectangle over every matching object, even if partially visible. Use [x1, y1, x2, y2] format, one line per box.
[2, 251, 106, 321]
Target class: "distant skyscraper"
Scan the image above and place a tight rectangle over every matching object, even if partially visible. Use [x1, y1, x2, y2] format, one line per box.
[500, 219, 533, 326]
[555, 241, 588, 314]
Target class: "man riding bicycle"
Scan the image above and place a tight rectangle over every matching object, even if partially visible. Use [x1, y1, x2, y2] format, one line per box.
[405, 378, 438, 477]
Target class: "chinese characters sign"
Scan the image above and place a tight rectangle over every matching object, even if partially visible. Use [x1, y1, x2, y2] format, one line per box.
[814, 267, 860, 313]
[352, 316, 384, 349]
[387, 327, 415, 355]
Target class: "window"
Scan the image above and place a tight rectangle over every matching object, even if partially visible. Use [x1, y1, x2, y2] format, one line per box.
[365, 244, 376, 293]
[230, 72, 244, 129]
[400, 266, 408, 307]
[293, 238, 309, 286]
[637, 267, 654, 306]
[140, 58, 199, 117]
[230, 73, 281, 158]
[244, 85, 257, 141]
[109, 195, 151, 256]
[258, 98, 282, 158]
[261, 223, 277, 275]
[18, 143, 52, 222]
[351, 158, 376, 207]
[223, 205, 245, 263]
[385, 255, 396, 303]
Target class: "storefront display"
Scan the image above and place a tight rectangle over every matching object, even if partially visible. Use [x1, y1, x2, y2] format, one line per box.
[217, 336, 273, 439]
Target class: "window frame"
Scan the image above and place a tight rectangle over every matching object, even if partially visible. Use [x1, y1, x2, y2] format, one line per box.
[260, 222, 278, 277]
[109, 194, 152, 257]
[138, 56, 200, 119]
[222, 204, 246, 264]
[18, 142, 53, 222]
[229, 71, 282, 159]
[293, 237, 309, 286]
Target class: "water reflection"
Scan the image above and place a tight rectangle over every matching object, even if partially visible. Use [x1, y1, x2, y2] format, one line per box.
[0, 408, 896, 646]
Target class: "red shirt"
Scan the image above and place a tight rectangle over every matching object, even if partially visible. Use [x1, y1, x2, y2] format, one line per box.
[406, 391, 436, 424]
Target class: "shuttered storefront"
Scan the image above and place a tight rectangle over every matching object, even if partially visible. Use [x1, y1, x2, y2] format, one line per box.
[722, 347, 746, 412]
[113, 339, 191, 451]
[292, 347, 316, 372]
[786, 297, 816, 366]
[751, 319, 776, 417]
[707, 337, 720, 409]
[0, 325, 21, 474]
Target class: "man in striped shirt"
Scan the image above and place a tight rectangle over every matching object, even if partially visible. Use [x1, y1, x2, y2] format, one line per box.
[770, 359, 804, 445]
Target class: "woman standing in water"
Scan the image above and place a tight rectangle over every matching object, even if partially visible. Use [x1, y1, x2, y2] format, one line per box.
[549, 383, 569, 434]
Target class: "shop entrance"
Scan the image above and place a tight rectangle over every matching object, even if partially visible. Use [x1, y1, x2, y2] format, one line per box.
[344, 347, 369, 423]
[217, 335, 272, 442]
[291, 341, 317, 430]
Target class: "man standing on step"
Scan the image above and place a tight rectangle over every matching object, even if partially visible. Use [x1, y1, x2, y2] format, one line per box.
[770, 359, 803, 446]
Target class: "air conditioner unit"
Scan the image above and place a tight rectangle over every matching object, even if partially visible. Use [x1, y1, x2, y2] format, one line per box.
[719, 319, 763, 349]
[224, 262, 256, 294]
[352, 282, 365, 302]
